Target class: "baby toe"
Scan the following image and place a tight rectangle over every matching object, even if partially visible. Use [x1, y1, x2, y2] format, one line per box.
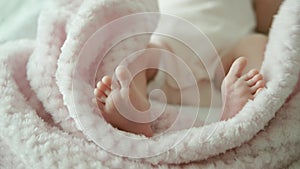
[228, 57, 248, 78]
[97, 81, 111, 94]
[102, 76, 112, 87]
[247, 74, 263, 86]
[115, 66, 132, 88]
[242, 69, 259, 81]
[94, 88, 102, 97]
[251, 80, 265, 94]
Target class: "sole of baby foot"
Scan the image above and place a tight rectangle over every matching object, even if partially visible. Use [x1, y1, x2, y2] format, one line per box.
[221, 57, 265, 120]
[95, 66, 153, 137]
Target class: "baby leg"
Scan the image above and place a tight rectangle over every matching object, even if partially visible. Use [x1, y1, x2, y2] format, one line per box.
[215, 34, 267, 119]
[214, 34, 267, 89]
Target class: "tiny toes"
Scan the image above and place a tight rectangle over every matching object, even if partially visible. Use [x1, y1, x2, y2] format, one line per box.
[247, 74, 263, 86]
[96, 82, 111, 95]
[115, 66, 132, 88]
[96, 81, 101, 88]
[102, 76, 112, 86]
[94, 88, 101, 97]
[248, 69, 259, 77]
[242, 69, 259, 81]
[227, 57, 247, 78]
[251, 80, 265, 94]
[94, 87, 108, 103]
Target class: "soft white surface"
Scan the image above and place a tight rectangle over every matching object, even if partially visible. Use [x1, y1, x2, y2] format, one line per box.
[157, 0, 256, 55]
[0, 0, 47, 43]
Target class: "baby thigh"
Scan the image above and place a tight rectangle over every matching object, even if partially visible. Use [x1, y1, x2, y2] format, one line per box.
[214, 34, 268, 89]
[229, 33, 268, 73]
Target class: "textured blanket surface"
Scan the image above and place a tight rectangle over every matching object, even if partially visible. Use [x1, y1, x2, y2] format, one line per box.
[0, 0, 300, 168]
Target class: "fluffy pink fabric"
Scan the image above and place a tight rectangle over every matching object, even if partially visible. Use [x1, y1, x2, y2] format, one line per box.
[0, 0, 299, 168]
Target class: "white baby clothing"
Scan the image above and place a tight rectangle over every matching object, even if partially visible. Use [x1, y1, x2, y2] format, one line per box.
[156, 0, 256, 57]
[149, 0, 256, 106]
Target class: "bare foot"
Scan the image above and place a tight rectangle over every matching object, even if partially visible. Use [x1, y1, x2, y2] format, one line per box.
[94, 66, 153, 137]
[221, 57, 265, 120]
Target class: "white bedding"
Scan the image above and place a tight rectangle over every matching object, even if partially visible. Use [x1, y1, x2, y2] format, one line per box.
[0, 0, 48, 43]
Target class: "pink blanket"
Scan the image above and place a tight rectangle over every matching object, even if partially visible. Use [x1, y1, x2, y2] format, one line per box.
[0, 0, 299, 168]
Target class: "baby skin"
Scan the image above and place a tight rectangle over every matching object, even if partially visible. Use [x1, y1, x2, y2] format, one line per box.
[93, 0, 284, 137]
[94, 56, 265, 137]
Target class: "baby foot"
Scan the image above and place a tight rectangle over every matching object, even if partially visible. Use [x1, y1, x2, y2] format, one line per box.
[94, 66, 153, 137]
[221, 57, 265, 120]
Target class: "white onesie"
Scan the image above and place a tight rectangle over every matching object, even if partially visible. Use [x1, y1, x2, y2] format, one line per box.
[149, 0, 256, 106]
[157, 0, 256, 56]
